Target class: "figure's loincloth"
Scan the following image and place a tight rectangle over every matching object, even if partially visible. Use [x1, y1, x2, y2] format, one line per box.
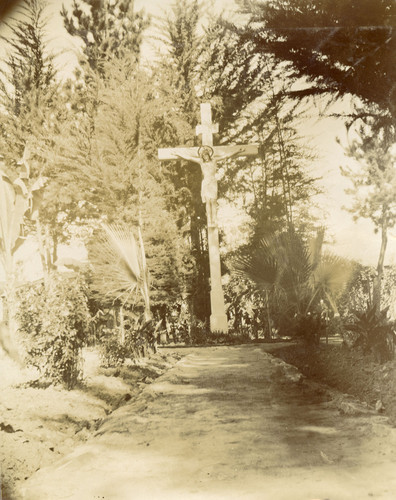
[200, 161, 217, 203]
[201, 177, 217, 202]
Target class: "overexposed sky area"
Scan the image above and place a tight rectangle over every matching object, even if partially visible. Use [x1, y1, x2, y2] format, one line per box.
[1, 0, 394, 267]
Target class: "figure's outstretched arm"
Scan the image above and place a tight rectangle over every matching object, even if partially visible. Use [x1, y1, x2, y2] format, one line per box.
[172, 149, 200, 164]
[216, 147, 245, 161]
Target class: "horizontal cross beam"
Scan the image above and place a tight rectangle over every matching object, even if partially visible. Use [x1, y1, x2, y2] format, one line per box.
[158, 144, 258, 161]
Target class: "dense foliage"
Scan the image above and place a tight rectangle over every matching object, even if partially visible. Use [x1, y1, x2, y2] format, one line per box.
[61, 0, 149, 72]
[232, 229, 355, 340]
[341, 119, 396, 308]
[233, 0, 396, 122]
[0, 0, 394, 376]
[344, 305, 395, 363]
[100, 317, 160, 367]
[16, 274, 91, 388]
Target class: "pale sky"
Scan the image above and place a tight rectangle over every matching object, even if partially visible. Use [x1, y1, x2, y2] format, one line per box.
[1, 0, 394, 267]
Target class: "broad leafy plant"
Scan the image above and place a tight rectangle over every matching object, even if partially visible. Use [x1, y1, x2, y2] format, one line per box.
[100, 315, 162, 367]
[0, 148, 45, 291]
[0, 147, 45, 362]
[88, 222, 160, 358]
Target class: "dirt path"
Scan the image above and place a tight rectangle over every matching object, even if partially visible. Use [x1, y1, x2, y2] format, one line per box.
[18, 345, 396, 499]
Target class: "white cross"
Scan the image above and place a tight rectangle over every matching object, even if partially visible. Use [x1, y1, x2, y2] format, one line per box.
[158, 103, 258, 333]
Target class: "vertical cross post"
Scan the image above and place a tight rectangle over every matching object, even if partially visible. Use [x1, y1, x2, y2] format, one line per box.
[196, 103, 219, 147]
[158, 104, 258, 335]
[196, 103, 228, 333]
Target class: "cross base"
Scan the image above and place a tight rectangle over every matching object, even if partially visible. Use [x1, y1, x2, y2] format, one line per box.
[210, 313, 228, 334]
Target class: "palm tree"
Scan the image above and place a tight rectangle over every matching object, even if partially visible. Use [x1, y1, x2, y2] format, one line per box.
[88, 222, 152, 344]
[89, 223, 150, 311]
[233, 229, 354, 338]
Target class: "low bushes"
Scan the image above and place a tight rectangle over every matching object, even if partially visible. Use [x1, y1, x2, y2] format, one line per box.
[100, 318, 160, 367]
[343, 305, 395, 363]
[16, 273, 91, 389]
[163, 317, 252, 346]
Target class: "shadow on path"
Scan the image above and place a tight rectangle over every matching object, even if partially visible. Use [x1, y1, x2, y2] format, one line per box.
[19, 345, 396, 500]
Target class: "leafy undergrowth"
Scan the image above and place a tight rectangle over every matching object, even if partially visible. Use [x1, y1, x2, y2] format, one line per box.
[0, 348, 181, 500]
[271, 341, 396, 424]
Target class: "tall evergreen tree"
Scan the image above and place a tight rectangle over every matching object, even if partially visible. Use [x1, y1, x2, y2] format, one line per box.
[59, 3, 189, 314]
[92, 62, 187, 310]
[158, 0, 212, 321]
[341, 116, 396, 310]
[0, 0, 57, 162]
[231, 0, 396, 124]
[218, 91, 320, 241]
[61, 0, 149, 73]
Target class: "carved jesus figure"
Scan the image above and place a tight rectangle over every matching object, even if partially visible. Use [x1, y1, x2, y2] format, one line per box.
[174, 145, 242, 226]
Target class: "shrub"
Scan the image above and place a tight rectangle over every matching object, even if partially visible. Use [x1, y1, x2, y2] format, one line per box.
[180, 319, 252, 346]
[166, 318, 190, 344]
[126, 318, 159, 355]
[17, 273, 91, 389]
[208, 328, 251, 345]
[100, 317, 160, 367]
[326, 315, 345, 337]
[293, 313, 323, 345]
[186, 319, 209, 345]
[344, 305, 396, 363]
[100, 332, 128, 367]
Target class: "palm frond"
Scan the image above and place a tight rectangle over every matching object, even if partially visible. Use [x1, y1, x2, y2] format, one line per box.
[89, 223, 147, 306]
[308, 227, 325, 269]
[232, 238, 278, 291]
[275, 231, 312, 290]
[312, 253, 355, 311]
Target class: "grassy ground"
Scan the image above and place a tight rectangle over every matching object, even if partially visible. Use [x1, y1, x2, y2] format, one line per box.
[270, 339, 396, 424]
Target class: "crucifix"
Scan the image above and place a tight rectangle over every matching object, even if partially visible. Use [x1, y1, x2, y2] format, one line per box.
[158, 103, 258, 333]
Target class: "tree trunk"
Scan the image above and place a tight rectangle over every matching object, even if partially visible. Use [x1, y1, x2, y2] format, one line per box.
[35, 218, 48, 276]
[373, 215, 388, 312]
[52, 231, 58, 269]
[265, 291, 272, 340]
[2, 253, 22, 365]
[119, 306, 125, 344]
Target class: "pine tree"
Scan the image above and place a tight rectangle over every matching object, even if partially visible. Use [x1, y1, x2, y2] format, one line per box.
[0, 0, 57, 162]
[90, 62, 187, 310]
[61, 0, 149, 74]
[341, 116, 396, 310]
[231, 0, 396, 124]
[219, 93, 320, 242]
[158, 0, 212, 322]
[49, 45, 188, 313]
